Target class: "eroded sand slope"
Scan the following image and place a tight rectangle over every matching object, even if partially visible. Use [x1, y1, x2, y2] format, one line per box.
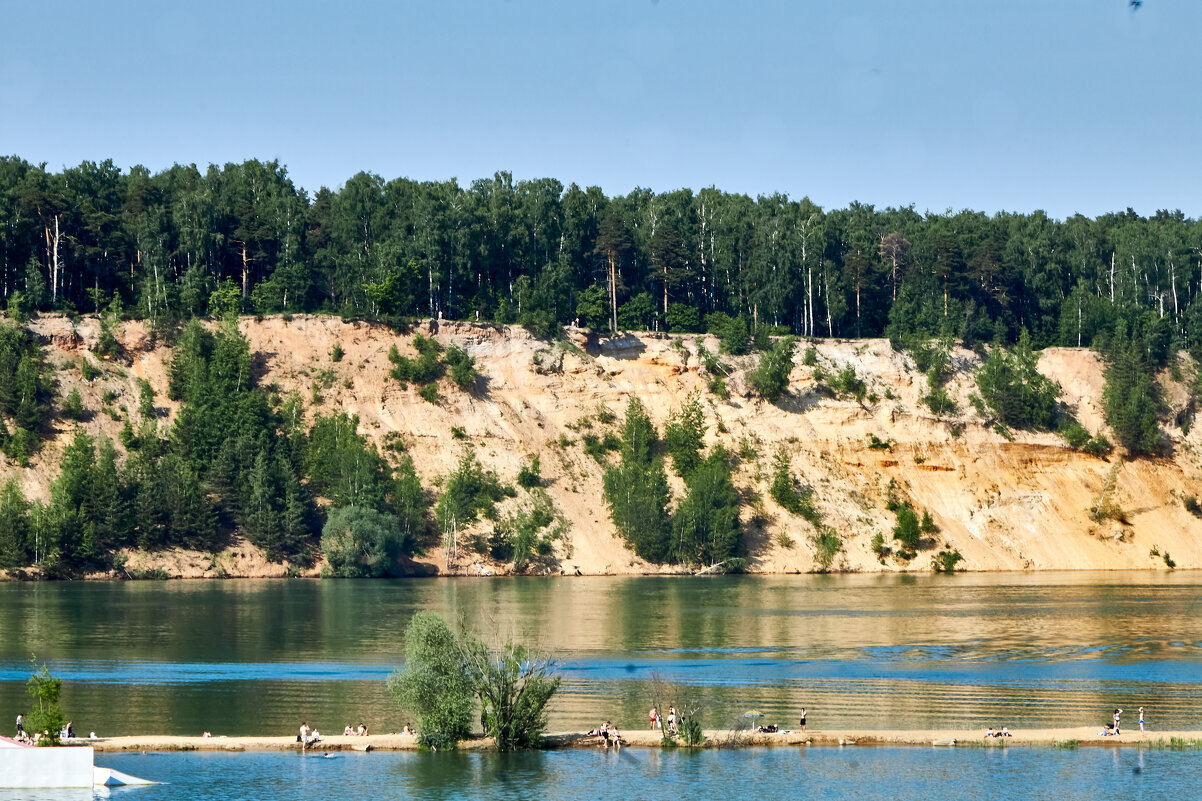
[4, 314, 1201, 577]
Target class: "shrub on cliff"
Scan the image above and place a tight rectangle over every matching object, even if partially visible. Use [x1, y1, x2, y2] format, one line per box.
[975, 330, 1061, 430]
[750, 336, 796, 401]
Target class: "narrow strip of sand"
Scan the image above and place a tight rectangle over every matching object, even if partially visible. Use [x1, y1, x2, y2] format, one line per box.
[83, 728, 1202, 753]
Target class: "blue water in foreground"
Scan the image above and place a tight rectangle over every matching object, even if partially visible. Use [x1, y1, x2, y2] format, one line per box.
[4, 748, 1199, 801]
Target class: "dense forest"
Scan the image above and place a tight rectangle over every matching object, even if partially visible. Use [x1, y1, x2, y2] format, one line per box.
[0, 156, 1193, 576]
[1, 157, 1201, 353]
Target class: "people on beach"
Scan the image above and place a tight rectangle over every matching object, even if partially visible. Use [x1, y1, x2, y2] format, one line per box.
[799, 707, 807, 732]
[999, 726, 1011, 737]
[357, 723, 368, 736]
[343, 725, 354, 736]
[1113, 708, 1122, 735]
[649, 707, 659, 730]
[667, 707, 678, 736]
[1138, 706, 1145, 732]
[985, 727, 995, 738]
[600, 721, 620, 748]
[299, 722, 320, 750]
[15, 713, 23, 738]
[403, 723, 414, 736]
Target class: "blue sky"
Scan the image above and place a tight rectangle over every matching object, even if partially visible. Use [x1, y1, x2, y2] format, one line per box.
[1, 0, 1197, 218]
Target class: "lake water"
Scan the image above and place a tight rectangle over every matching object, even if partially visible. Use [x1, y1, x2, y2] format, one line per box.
[3, 572, 1202, 738]
[4, 747, 1202, 801]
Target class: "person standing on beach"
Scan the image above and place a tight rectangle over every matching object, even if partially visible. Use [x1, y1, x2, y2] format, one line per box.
[1138, 707, 1145, 732]
[649, 707, 658, 730]
[16, 713, 23, 738]
[1113, 708, 1122, 735]
[798, 708, 807, 732]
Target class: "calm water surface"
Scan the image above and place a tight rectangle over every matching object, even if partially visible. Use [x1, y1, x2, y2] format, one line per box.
[4, 748, 1201, 801]
[2, 572, 1201, 736]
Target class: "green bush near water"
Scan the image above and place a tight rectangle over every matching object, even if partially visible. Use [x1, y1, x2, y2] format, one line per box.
[388, 612, 560, 751]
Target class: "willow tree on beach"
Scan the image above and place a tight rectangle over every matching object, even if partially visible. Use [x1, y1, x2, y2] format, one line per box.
[461, 634, 560, 751]
[388, 612, 560, 751]
[388, 612, 476, 750]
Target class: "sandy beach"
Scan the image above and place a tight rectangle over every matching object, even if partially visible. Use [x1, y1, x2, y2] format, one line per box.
[82, 727, 1202, 753]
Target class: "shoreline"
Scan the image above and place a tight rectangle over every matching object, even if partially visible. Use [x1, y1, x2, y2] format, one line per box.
[81, 728, 1202, 753]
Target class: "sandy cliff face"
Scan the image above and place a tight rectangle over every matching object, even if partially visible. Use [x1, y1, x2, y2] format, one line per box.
[5, 314, 1201, 577]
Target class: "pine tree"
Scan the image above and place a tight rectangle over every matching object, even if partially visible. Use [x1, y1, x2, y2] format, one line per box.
[0, 478, 30, 568]
[1102, 326, 1161, 456]
[603, 398, 673, 562]
[664, 393, 706, 479]
[672, 446, 741, 565]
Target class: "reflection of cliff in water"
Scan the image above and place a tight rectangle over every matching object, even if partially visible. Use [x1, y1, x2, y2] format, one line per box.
[1, 573, 1200, 737]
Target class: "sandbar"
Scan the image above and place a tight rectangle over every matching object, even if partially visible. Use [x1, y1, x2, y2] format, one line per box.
[82, 727, 1201, 753]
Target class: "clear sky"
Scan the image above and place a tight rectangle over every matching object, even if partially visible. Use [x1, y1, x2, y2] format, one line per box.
[1, 0, 1197, 219]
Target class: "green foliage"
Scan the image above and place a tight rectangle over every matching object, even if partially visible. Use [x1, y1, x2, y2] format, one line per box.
[975, 331, 1061, 429]
[867, 434, 892, 451]
[1102, 324, 1161, 456]
[934, 549, 963, 573]
[617, 292, 654, 331]
[208, 279, 242, 319]
[0, 479, 31, 568]
[460, 632, 561, 751]
[922, 371, 956, 416]
[26, 660, 66, 745]
[305, 413, 389, 510]
[1184, 495, 1202, 517]
[666, 303, 701, 333]
[810, 528, 841, 572]
[445, 345, 479, 391]
[664, 393, 706, 478]
[95, 313, 122, 361]
[892, 503, 922, 551]
[673, 446, 741, 566]
[516, 455, 543, 489]
[436, 448, 506, 553]
[603, 398, 673, 563]
[418, 383, 438, 403]
[321, 505, 410, 577]
[137, 378, 155, 418]
[0, 322, 53, 460]
[920, 510, 937, 534]
[582, 432, 622, 462]
[828, 364, 867, 402]
[750, 336, 796, 401]
[575, 284, 609, 330]
[389, 334, 444, 385]
[2, 155, 1202, 373]
[486, 494, 564, 571]
[1061, 420, 1113, 456]
[388, 613, 560, 752]
[870, 531, 888, 559]
[387, 612, 476, 750]
[63, 387, 84, 421]
[331, 342, 344, 362]
[706, 312, 752, 355]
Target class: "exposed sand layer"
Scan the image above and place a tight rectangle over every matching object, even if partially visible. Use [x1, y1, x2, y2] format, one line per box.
[5, 314, 1202, 578]
[83, 728, 1199, 752]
